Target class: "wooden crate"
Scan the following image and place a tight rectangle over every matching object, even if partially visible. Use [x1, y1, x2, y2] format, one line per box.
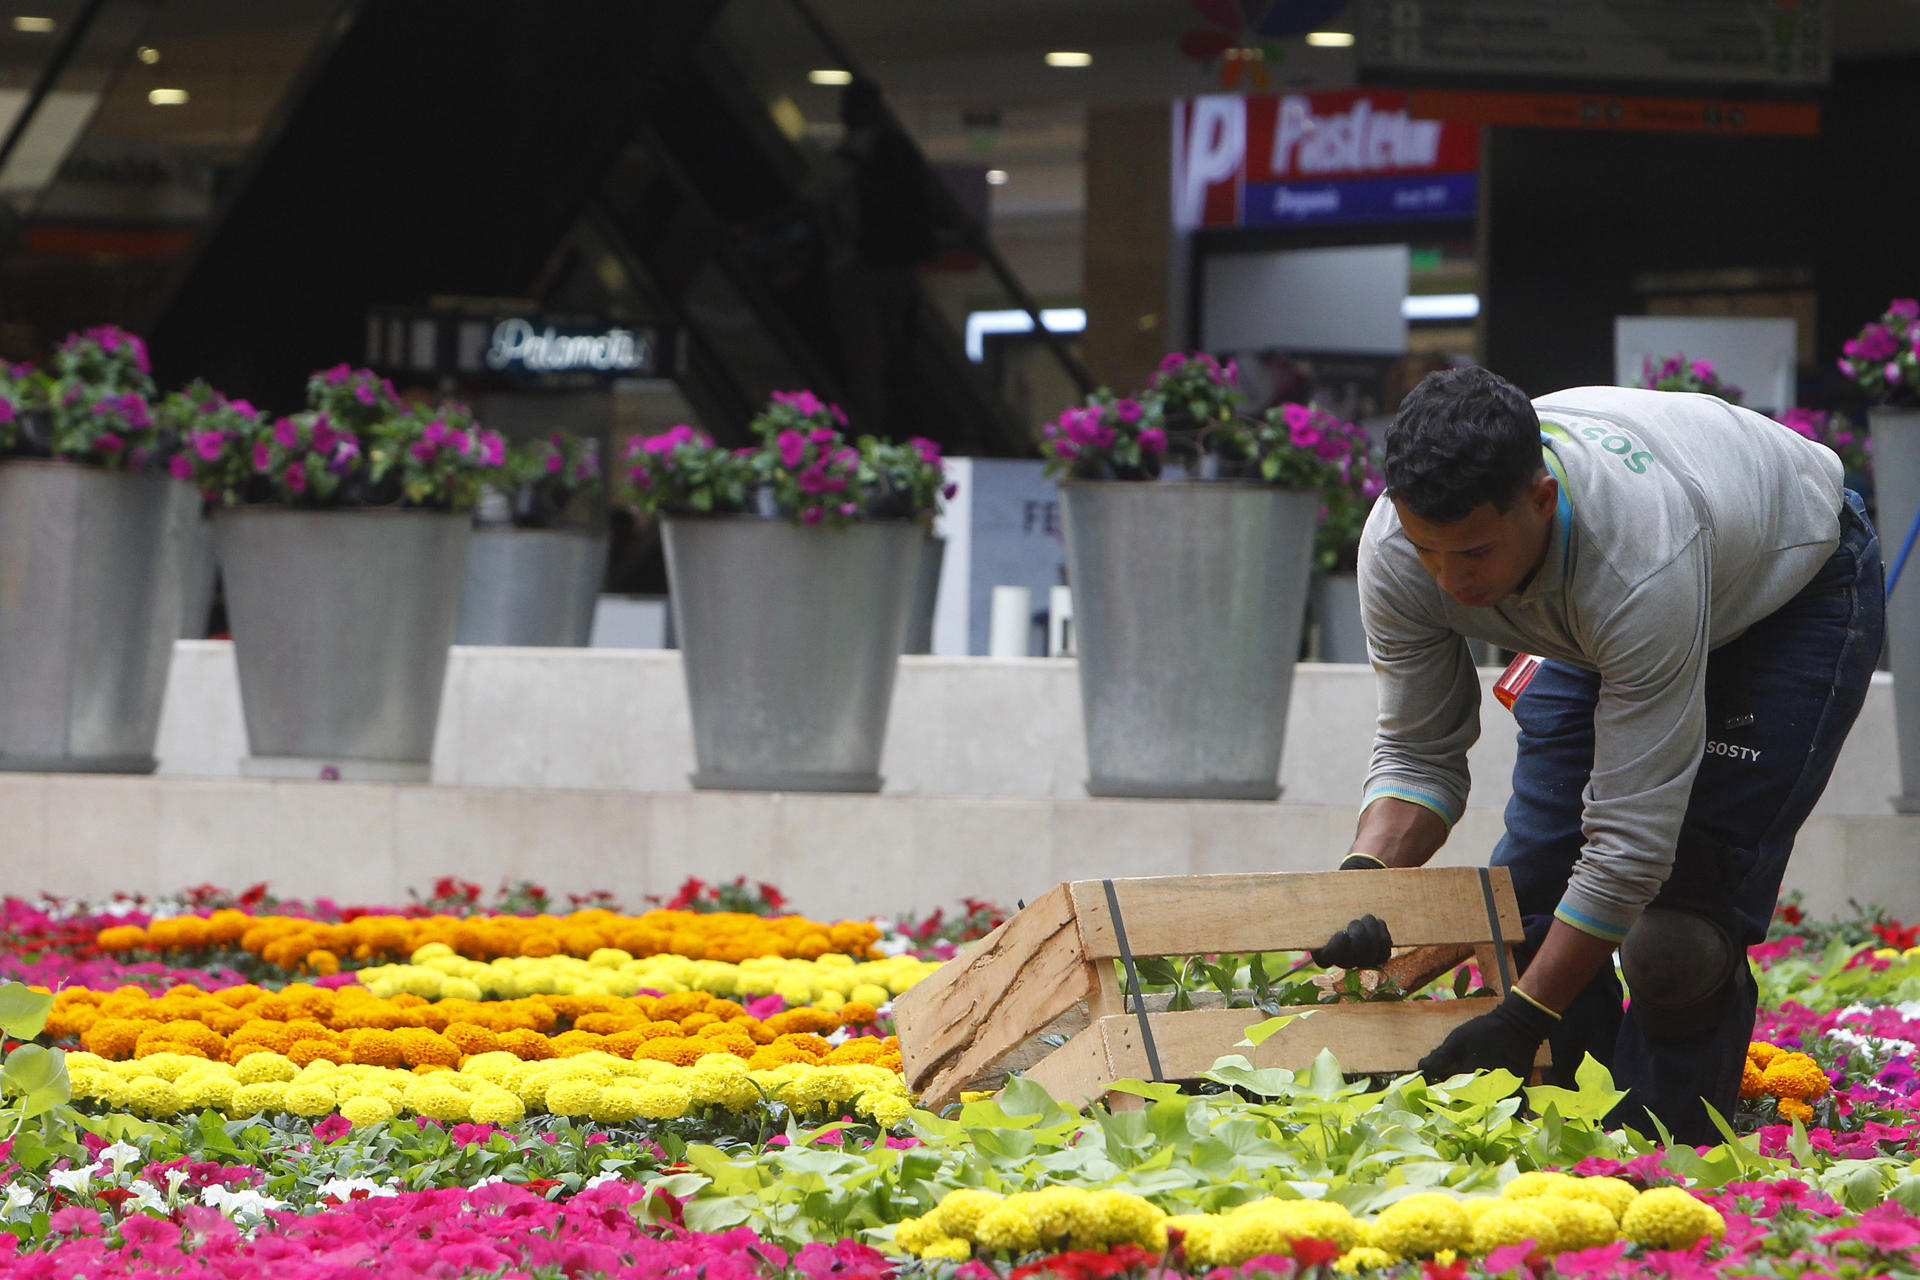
[894, 866, 1537, 1111]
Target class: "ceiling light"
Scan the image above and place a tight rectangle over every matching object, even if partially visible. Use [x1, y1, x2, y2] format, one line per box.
[147, 88, 189, 106]
[136, 45, 160, 64]
[985, 169, 1008, 185]
[12, 15, 55, 32]
[1305, 31, 1356, 47]
[1044, 51, 1092, 67]
[1402, 294, 1480, 321]
[808, 68, 852, 85]
[964, 308, 1086, 362]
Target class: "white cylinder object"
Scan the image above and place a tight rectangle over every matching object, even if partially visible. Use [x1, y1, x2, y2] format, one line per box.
[1048, 584, 1074, 656]
[988, 585, 1032, 658]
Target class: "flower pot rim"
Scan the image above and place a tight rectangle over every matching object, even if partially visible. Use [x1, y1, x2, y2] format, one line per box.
[211, 504, 472, 520]
[659, 511, 928, 528]
[1057, 477, 1319, 494]
[0, 456, 191, 484]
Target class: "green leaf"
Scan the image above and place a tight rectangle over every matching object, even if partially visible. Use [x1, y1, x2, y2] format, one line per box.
[0, 1045, 69, 1118]
[682, 1197, 753, 1232]
[0, 984, 52, 1039]
[1523, 1054, 1624, 1123]
[1203, 1057, 1297, 1098]
[1432, 1071, 1522, 1107]
[1237, 1010, 1314, 1049]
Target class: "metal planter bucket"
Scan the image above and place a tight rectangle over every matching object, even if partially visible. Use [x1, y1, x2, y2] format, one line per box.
[662, 515, 921, 791]
[455, 527, 608, 647]
[0, 461, 201, 771]
[213, 508, 470, 779]
[1873, 406, 1920, 810]
[902, 534, 945, 654]
[1062, 481, 1319, 800]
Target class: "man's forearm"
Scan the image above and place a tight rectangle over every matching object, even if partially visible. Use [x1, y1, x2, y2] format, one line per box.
[1511, 919, 1616, 1012]
[1348, 796, 1449, 868]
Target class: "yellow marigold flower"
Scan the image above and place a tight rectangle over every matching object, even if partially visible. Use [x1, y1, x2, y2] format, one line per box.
[1334, 1246, 1399, 1274]
[231, 1081, 289, 1115]
[1371, 1193, 1471, 1259]
[1502, 1171, 1582, 1200]
[340, 1094, 396, 1127]
[283, 1081, 339, 1118]
[635, 1081, 693, 1119]
[1620, 1187, 1725, 1250]
[929, 1189, 1001, 1241]
[467, 1090, 526, 1126]
[1167, 1216, 1227, 1267]
[973, 1203, 1041, 1255]
[178, 1071, 238, 1111]
[862, 1093, 912, 1129]
[589, 1083, 650, 1124]
[234, 1052, 299, 1085]
[545, 1077, 601, 1117]
[1530, 1197, 1619, 1252]
[1760, 1052, 1830, 1102]
[921, 1237, 970, 1262]
[1470, 1201, 1555, 1257]
[1562, 1177, 1639, 1224]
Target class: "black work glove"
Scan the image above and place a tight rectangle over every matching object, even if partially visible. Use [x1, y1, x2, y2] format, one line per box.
[1309, 855, 1394, 969]
[1417, 989, 1557, 1082]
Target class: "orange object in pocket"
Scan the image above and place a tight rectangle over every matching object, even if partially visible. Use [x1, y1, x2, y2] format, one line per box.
[1494, 653, 1543, 712]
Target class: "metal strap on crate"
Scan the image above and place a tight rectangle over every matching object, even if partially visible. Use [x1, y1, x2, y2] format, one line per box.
[1101, 878, 1164, 1082]
[1477, 866, 1515, 992]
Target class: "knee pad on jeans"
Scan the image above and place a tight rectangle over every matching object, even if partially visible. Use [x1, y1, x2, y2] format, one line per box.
[1619, 907, 1739, 1045]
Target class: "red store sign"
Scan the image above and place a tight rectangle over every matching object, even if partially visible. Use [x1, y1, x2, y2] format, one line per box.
[1176, 90, 1481, 230]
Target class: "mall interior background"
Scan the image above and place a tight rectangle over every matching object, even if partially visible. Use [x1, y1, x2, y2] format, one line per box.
[3, 0, 1918, 599]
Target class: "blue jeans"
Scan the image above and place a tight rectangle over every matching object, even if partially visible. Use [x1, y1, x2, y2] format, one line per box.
[1490, 490, 1884, 1144]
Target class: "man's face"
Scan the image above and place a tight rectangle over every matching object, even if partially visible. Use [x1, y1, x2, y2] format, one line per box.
[1393, 472, 1558, 609]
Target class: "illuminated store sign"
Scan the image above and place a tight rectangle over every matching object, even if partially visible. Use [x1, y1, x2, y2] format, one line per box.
[484, 319, 650, 375]
[1175, 90, 1479, 230]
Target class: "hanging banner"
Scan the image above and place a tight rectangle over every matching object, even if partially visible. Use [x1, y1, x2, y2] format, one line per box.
[1174, 90, 1480, 231]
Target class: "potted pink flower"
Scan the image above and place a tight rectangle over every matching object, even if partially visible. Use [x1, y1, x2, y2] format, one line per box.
[1838, 298, 1920, 808]
[1040, 353, 1371, 800]
[184, 364, 508, 780]
[618, 391, 945, 792]
[0, 327, 201, 773]
[456, 430, 608, 647]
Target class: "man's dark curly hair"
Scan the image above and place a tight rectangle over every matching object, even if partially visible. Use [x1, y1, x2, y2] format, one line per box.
[1384, 366, 1543, 524]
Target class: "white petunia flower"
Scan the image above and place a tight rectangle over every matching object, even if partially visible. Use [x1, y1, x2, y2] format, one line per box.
[315, 1176, 399, 1201]
[48, 1166, 94, 1195]
[124, 1180, 168, 1214]
[97, 1141, 141, 1174]
[201, 1184, 289, 1225]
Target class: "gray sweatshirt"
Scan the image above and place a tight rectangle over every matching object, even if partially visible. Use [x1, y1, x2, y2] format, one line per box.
[1357, 386, 1844, 942]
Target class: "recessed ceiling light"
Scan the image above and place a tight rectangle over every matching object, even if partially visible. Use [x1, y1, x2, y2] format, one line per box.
[985, 169, 1009, 185]
[1305, 31, 1356, 47]
[808, 68, 852, 85]
[136, 45, 160, 64]
[1044, 51, 1092, 67]
[12, 16, 55, 32]
[147, 88, 189, 106]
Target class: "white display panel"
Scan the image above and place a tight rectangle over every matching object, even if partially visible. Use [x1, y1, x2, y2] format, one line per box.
[1613, 316, 1797, 412]
[1200, 244, 1410, 356]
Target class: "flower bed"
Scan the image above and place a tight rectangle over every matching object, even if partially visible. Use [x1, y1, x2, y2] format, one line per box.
[5, 886, 1920, 1278]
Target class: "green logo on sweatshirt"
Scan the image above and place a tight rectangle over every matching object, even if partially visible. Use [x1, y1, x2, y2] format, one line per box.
[1540, 419, 1653, 474]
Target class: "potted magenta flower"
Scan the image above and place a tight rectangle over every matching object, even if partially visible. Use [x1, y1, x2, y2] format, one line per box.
[618, 390, 945, 791]
[1640, 353, 1745, 404]
[1839, 298, 1920, 808]
[456, 430, 608, 647]
[187, 364, 508, 780]
[0, 327, 200, 773]
[1041, 353, 1367, 800]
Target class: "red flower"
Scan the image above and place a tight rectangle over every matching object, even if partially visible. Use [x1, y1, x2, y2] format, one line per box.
[1289, 1237, 1343, 1269]
[1422, 1259, 1471, 1280]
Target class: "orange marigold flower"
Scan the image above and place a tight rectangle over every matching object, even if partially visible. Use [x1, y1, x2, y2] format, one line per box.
[1760, 1053, 1830, 1102]
[653, 992, 709, 1022]
[443, 1023, 502, 1056]
[306, 950, 341, 977]
[521, 933, 561, 958]
[1747, 1041, 1785, 1069]
[498, 1029, 556, 1061]
[346, 1029, 406, 1068]
[837, 1002, 880, 1027]
[1778, 1097, 1815, 1124]
[1741, 1059, 1766, 1099]
[96, 926, 147, 952]
[549, 1031, 608, 1057]
[287, 1038, 347, 1067]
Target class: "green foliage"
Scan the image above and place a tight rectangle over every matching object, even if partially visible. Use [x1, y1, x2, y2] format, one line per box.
[0, 980, 83, 1170]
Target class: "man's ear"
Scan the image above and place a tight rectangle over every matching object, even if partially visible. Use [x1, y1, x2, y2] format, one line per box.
[1531, 468, 1558, 518]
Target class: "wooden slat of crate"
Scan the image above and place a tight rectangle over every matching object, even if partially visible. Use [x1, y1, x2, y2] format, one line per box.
[894, 884, 1091, 1104]
[1021, 999, 1509, 1109]
[1066, 868, 1520, 960]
